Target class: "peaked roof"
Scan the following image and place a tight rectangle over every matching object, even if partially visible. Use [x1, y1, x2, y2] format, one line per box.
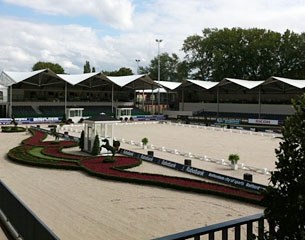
[0, 69, 48, 87]
[107, 74, 158, 89]
[218, 78, 264, 89]
[155, 81, 181, 91]
[57, 72, 110, 87]
[175, 79, 218, 90]
[264, 76, 305, 89]
[57, 72, 101, 85]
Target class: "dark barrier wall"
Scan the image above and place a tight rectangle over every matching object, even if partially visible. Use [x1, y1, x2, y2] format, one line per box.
[0, 180, 59, 240]
[119, 148, 266, 192]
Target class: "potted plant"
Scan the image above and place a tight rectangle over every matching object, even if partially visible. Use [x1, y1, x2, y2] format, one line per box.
[141, 137, 149, 149]
[228, 153, 240, 170]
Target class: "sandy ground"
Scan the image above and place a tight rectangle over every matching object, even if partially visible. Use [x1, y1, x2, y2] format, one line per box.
[0, 122, 280, 240]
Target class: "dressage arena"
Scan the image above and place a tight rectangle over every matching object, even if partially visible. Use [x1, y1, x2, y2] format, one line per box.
[0, 122, 280, 239]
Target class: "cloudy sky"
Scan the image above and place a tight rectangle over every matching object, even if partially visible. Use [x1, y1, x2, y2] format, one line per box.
[0, 0, 305, 74]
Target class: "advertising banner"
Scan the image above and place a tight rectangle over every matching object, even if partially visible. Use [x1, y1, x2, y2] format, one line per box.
[119, 148, 265, 192]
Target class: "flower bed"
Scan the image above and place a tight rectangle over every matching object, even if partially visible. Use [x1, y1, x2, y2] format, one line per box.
[80, 157, 263, 204]
[8, 145, 79, 169]
[7, 127, 263, 205]
[2, 126, 26, 132]
[22, 128, 77, 148]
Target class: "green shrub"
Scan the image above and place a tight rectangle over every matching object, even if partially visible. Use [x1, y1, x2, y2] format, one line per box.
[228, 153, 239, 164]
[91, 135, 100, 155]
[141, 137, 148, 146]
[79, 130, 85, 151]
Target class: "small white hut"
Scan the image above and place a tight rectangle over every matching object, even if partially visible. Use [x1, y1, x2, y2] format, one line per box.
[66, 107, 84, 123]
[83, 115, 120, 154]
[116, 107, 133, 121]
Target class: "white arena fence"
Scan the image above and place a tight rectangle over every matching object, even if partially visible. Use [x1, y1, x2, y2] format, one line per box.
[57, 121, 279, 175]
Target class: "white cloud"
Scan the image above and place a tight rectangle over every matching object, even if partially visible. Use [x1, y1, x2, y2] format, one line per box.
[1, 0, 305, 74]
[3, 0, 134, 29]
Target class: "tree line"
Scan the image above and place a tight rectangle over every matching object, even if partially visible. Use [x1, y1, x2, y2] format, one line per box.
[32, 27, 305, 81]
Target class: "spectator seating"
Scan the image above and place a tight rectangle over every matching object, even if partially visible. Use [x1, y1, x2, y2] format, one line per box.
[12, 106, 38, 118]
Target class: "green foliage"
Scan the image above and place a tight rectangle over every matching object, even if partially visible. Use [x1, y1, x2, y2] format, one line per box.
[141, 137, 148, 146]
[103, 156, 116, 163]
[263, 94, 305, 239]
[32, 61, 65, 74]
[139, 53, 188, 81]
[182, 28, 305, 80]
[103, 67, 133, 76]
[228, 153, 240, 164]
[1, 126, 26, 132]
[91, 135, 100, 155]
[79, 130, 85, 151]
[83, 60, 91, 73]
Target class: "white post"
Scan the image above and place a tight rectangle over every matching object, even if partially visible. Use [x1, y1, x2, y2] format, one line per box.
[156, 39, 162, 114]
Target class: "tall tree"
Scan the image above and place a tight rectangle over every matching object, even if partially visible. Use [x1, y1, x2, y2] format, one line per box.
[139, 52, 189, 81]
[83, 61, 91, 73]
[182, 28, 305, 81]
[263, 94, 305, 239]
[103, 67, 133, 76]
[276, 30, 305, 79]
[92, 67, 96, 73]
[182, 29, 215, 80]
[32, 61, 65, 74]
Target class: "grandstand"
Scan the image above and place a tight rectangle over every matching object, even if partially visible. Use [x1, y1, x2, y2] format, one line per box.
[0, 69, 156, 120]
[0, 70, 305, 125]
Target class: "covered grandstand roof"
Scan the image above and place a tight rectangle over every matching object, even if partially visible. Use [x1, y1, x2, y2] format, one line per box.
[264, 76, 305, 89]
[155, 81, 181, 91]
[0, 70, 157, 90]
[218, 78, 264, 89]
[174, 79, 218, 90]
[57, 72, 111, 87]
[106, 74, 158, 89]
[0, 69, 62, 87]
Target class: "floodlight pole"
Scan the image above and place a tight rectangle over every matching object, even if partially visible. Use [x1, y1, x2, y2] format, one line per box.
[156, 39, 162, 115]
[135, 59, 140, 74]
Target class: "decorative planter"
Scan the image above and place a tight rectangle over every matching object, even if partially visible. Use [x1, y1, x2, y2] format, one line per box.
[232, 163, 238, 170]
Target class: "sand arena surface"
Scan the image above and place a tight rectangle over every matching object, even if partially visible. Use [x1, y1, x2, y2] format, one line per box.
[0, 123, 280, 239]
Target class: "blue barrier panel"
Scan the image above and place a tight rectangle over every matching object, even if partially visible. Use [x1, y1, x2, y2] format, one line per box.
[118, 148, 266, 192]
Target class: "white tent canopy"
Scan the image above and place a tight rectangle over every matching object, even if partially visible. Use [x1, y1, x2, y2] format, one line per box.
[264, 76, 305, 89]
[107, 74, 158, 89]
[155, 81, 181, 91]
[175, 79, 218, 90]
[0, 69, 50, 87]
[57, 72, 106, 86]
[219, 78, 264, 89]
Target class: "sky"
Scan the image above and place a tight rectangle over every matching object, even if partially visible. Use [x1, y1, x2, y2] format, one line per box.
[0, 0, 305, 75]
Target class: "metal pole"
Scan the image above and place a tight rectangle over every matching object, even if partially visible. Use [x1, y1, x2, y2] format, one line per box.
[111, 84, 114, 114]
[156, 39, 162, 114]
[217, 87, 219, 118]
[135, 59, 140, 74]
[258, 86, 261, 119]
[9, 85, 12, 118]
[64, 82, 67, 117]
